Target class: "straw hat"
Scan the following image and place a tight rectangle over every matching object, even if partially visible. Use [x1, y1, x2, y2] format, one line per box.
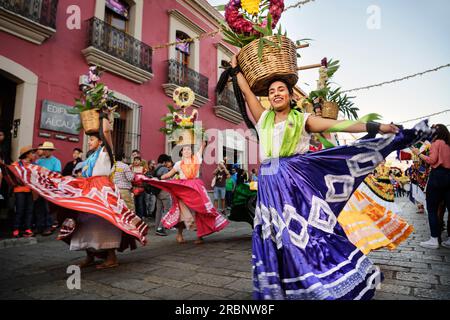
[19, 145, 36, 159]
[39, 141, 56, 150]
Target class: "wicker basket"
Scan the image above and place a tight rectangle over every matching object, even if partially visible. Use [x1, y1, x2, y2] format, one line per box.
[80, 109, 100, 134]
[174, 128, 195, 146]
[238, 35, 298, 97]
[322, 101, 339, 120]
[302, 101, 314, 114]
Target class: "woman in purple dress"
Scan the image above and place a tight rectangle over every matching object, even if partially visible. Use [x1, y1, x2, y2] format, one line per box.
[230, 55, 431, 300]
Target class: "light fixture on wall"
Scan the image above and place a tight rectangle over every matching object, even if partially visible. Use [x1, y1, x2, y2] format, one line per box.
[78, 75, 90, 91]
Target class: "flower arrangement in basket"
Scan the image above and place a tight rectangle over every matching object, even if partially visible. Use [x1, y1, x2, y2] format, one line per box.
[69, 66, 119, 133]
[221, 0, 307, 96]
[300, 58, 359, 120]
[160, 87, 206, 145]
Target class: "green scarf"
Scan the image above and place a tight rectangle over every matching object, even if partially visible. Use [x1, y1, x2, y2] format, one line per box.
[261, 109, 304, 158]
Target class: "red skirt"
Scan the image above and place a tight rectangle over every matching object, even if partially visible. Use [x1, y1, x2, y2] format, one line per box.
[7, 164, 148, 251]
[138, 175, 229, 238]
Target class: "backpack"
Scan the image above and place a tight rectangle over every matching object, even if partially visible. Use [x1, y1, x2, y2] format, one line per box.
[144, 165, 165, 196]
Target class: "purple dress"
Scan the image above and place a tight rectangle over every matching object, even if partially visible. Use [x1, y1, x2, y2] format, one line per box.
[252, 120, 431, 300]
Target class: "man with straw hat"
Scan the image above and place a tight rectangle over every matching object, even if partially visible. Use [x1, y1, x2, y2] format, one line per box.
[11, 145, 36, 238]
[35, 141, 61, 236]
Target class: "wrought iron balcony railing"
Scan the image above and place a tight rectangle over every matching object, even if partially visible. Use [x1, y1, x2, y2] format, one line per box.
[86, 17, 153, 73]
[217, 88, 240, 113]
[167, 59, 209, 99]
[0, 0, 58, 29]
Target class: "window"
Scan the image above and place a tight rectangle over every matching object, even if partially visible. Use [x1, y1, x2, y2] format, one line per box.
[105, 0, 129, 32]
[175, 30, 191, 67]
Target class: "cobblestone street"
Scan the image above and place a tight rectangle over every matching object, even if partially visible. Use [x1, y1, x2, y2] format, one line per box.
[0, 197, 449, 300]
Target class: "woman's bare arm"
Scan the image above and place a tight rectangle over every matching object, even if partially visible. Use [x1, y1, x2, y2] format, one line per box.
[161, 167, 177, 180]
[306, 115, 399, 134]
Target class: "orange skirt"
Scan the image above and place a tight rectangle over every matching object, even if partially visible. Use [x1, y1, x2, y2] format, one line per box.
[338, 183, 413, 255]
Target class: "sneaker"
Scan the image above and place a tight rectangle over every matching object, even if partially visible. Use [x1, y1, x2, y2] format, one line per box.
[419, 237, 439, 249]
[23, 229, 34, 238]
[41, 229, 53, 236]
[155, 228, 167, 236]
[12, 229, 20, 238]
[442, 239, 450, 249]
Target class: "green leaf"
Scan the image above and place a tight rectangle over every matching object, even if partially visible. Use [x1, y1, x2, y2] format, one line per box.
[253, 25, 268, 35]
[214, 4, 225, 11]
[262, 37, 280, 49]
[258, 38, 264, 61]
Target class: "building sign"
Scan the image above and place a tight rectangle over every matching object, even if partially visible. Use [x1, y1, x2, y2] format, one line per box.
[40, 100, 80, 135]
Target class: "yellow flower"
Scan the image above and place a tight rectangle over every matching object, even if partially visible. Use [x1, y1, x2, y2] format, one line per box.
[241, 0, 261, 15]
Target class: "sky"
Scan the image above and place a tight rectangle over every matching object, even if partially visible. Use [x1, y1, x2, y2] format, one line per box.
[208, 0, 450, 128]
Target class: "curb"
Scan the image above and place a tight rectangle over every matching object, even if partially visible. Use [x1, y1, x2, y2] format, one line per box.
[0, 237, 38, 249]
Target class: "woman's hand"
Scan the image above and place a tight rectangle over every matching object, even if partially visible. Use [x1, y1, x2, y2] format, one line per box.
[231, 54, 238, 68]
[379, 123, 400, 134]
[410, 147, 420, 155]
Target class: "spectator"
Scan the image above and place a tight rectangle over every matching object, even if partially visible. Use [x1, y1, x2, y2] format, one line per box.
[112, 153, 135, 212]
[152, 154, 172, 236]
[62, 148, 83, 176]
[12, 146, 36, 238]
[35, 143, 44, 161]
[131, 150, 148, 171]
[250, 168, 258, 182]
[35, 142, 61, 236]
[213, 161, 230, 213]
[145, 159, 157, 217]
[225, 173, 235, 212]
[411, 124, 450, 249]
[130, 156, 147, 218]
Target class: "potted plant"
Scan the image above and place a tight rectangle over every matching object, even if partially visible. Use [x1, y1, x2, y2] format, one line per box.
[221, 0, 305, 96]
[160, 87, 206, 146]
[305, 59, 358, 120]
[69, 66, 118, 133]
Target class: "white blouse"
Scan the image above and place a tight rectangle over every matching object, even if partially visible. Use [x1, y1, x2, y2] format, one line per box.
[256, 111, 312, 162]
[92, 147, 112, 177]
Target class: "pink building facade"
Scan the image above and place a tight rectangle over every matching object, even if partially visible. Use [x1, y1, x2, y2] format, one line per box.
[0, 0, 259, 185]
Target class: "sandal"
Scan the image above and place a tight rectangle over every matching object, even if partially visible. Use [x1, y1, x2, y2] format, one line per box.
[78, 258, 96, 268]
[176, 234, 186, 244]
[96, 261, 119, 270]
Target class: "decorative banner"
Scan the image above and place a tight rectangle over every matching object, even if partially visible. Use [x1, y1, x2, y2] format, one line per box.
[40, 100, 81, 135]
[106, 0, 129, 19]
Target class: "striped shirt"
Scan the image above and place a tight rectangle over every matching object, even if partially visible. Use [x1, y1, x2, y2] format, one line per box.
[113, 161, 134, 190]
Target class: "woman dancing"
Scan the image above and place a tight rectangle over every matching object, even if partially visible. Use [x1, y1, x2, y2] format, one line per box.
[137, 142, 229, 244]
[1, 112, 148, 269]
[229, 54, 431, 300]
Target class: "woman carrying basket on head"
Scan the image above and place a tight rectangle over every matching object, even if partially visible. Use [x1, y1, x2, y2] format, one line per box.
[135, 141, 229, 245]
[0, 109, 148, 270]
[227, 53, 431, 300]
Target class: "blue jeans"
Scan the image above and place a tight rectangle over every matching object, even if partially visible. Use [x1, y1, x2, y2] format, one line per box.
[214, 187, 226, 200]
[14, 192, 34, 230]
[426, 167, 450, 238]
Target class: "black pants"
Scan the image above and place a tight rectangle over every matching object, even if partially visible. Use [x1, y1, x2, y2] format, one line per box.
[14, 192, 34, 230]
[34, 197, 52, 231]
[426, 167, 450, 238]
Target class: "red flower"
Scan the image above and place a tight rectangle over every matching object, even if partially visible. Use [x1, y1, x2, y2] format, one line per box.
[225, 0, 284, 35]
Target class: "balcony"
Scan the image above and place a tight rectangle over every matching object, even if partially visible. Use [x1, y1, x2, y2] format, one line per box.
[214, 88, 243, 124]
[0, 0, 58, 44]
[81, 17, 153, 84]
[162, 59, 210, 108]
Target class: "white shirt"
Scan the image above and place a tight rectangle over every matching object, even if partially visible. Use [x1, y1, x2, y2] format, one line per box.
[256, 111, 311, 162]
[92, 147, 112, 177]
